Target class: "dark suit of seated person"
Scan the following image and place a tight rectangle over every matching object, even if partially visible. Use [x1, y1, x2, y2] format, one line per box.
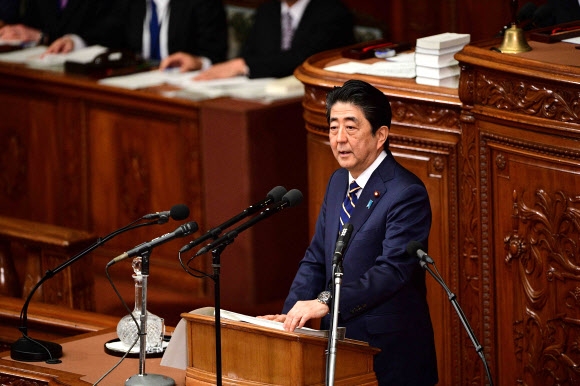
[159, 0, 355, 79]
[0, 0, 115, 46]
[0, 0, 21, 28]
[46, 0, 228, 72]
[522, 0, 580, 30]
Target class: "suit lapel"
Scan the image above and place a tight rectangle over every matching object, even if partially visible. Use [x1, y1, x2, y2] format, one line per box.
[349, 153, 395, 236]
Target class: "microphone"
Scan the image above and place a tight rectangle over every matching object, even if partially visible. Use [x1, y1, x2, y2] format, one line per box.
[333, 223, 354, 264]
[108, 221, 198, 266]
[179, 186, 287, 253]
[195, 189, 303, 256]
[142, 203, 190, 223]
[405, 240, 434, 264]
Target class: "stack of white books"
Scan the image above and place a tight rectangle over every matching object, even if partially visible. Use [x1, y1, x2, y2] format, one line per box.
[414, 32, 470, 88]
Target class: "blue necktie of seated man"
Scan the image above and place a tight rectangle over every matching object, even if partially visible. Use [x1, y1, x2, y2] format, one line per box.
[149, 1, 161, 60]
[340, 181, 361, 230]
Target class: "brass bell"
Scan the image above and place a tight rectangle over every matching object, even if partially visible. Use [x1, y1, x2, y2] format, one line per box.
[498, 23, 532, 53]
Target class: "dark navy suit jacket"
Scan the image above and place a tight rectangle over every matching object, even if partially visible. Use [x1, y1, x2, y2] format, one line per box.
[21, 0, 115, 44]
[283, 150, 438, 385]
[123, 0, 228, 64]
[241, 0, 354, 78]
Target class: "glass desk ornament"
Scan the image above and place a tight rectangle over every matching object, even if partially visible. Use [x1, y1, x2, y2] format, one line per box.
[111, 256, 165, 355]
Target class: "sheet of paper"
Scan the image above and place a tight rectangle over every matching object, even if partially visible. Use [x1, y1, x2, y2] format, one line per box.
[562, 36, 580, 44]
[0, 46, 47, 63]
[325, 58, 416, 78]
[27, 45, 108, 68]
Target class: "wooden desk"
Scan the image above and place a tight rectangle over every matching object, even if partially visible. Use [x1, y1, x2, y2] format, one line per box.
[0, 329, 185, 386]
[295, 38, 580, 385]
[0, 62, 309, 327]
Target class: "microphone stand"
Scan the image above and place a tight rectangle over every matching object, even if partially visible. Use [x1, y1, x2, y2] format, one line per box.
[125, 249, 175, 386]
[325, 258, 343, 386]
[210, 246, 225, 386]
[420, 259, 494, 386]
[11, 220, 158, 363]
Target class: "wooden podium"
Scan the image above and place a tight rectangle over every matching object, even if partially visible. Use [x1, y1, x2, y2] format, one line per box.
[181, 310, 379, 385]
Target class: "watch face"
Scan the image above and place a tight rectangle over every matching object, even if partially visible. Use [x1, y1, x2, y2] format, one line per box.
[318, 291, 331, 304]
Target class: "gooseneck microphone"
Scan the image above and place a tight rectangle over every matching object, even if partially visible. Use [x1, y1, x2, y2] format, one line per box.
[195, 189, 303, 256]
[179, 186, 287, 254]
[406, 240, 495, 386]
[405, 240, 434, 264]
[11, 204, 191, 363]
[108, 221, 199, 266]
[333, 223, 354, 265]
[142, 203, 190, 223]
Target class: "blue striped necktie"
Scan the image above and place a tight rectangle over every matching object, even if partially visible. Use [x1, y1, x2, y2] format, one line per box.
[340, 181, 361, 229]
[149, 1, 161, 60]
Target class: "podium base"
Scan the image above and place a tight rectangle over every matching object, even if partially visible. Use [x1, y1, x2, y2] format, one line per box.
[125, 373, 175, 386]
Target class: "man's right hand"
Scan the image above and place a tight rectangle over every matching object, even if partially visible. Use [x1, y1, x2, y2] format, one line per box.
[256, 314, 287, 323]
[45, 36, 75, 54]
[159, 52, 202, 72]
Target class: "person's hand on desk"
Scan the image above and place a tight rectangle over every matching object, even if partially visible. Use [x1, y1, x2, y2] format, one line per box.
[193, 57, 249, 80]
[45, 35, 75, 54]
[159, 51, 203, 72]
[0, 24, 41, 43]
[258, 299, 329, 332]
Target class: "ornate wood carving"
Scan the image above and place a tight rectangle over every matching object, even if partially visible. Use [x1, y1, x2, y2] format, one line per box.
[475, 72, 580, 124]
[390, 100, 460, 130]
[504, 189, 580, 385]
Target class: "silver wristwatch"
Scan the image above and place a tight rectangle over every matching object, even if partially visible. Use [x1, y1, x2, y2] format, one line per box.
[317, 291, 331, 306]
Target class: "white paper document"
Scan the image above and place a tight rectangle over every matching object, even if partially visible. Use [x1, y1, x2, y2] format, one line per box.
[99, 70, 305, 102]
[0, 45, 108, 68]
[325, 54, 416, 78]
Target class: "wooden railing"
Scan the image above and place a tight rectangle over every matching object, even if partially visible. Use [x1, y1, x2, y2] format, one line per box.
[0, 216, 97, 310]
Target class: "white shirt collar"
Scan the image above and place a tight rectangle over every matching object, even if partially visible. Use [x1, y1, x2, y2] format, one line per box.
[349, 150, 387, 196]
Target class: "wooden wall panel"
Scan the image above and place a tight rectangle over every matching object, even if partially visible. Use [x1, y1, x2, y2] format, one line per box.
[485, 122, 580, 385]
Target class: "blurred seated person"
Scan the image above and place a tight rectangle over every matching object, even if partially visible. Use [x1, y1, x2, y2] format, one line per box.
[0, 0, 21, 28]
[46, 0, 228, 71]
[523, 0, 580, 30]
[0, 0, 114, 46]
[159, 0, 355, 79]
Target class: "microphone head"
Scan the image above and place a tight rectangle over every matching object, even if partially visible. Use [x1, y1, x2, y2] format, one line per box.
[282, 189, 303, 207]
[179, 221, 199, 236]
[267, 186, 287, 203]
[406, 240, 424, 258]
[170, 204, 190, 220]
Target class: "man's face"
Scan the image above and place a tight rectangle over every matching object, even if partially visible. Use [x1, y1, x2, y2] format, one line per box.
[328, 102, 388, 179]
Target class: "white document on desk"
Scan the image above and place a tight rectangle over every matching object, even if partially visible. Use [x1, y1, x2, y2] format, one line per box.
[0, 45, 108, 67]
[99, 70, 304, 102]
[325, 53, 416, 78]
[0, 46, 47, 63]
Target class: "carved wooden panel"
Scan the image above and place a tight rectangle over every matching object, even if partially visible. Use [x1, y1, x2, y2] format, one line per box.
[484, 124, 580, 385]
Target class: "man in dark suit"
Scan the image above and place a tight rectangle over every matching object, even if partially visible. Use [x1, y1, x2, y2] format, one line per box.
[0, 0, 110, 45]
[44, 0, 228, 70]
[122, 0, 227, 65]
[260, 79, 438, 385]
[160, 0, 354, 79]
